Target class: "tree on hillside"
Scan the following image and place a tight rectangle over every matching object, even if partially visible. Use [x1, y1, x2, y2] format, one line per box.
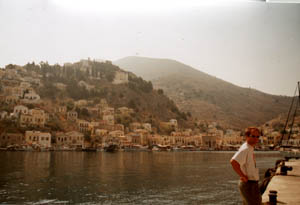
[40, 81, 59, 100]
[5, 64, 16, 70]
[66, 80, 90, 100]
[81, 108, 90, 117]
[24, 62, 40, 73]
[158, 89, 164, 95]
[128, 99, 136, 109]
[66, 101, 74, 111]
[128, 76, 153, 93]
[106, 72, 115, 82]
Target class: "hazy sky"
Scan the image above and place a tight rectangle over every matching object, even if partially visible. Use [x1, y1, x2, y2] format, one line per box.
[0, 0, 299, 96]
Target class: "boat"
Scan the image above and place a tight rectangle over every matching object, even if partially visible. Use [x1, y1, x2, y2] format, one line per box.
[82, 147, 97, 152]
[104, 144, 118, 152]
[181, 145, 197, 151]
[172, 146, 184, 152]
[151, 144, 172, 151]
[278, 82, 300, 160]
[280, 148, 300, 160]
[6, 144, 26, 151]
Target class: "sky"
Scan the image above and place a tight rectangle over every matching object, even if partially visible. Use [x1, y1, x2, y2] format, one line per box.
[0, 0, 299, 96]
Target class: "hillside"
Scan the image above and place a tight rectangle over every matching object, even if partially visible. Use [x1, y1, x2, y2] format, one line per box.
[1, 60, 189, 132]
[114, 56, 292, 129]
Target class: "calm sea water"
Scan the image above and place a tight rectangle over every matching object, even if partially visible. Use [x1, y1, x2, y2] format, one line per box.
[0, 151, 281, 205]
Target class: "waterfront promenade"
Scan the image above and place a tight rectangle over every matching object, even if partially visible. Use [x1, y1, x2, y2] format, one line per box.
[262, 159, 300, 204]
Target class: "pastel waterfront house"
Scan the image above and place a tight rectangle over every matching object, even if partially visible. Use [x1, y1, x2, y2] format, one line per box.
[95, 129, 108, 137]
[2, 86, 23, 98]
[56, 131, 84, 148]
[14, 105, 29, 117]
[147, 135, 161, 146]
[55, 106, 67, 113]
[170, 131, 194, 147]
[0, 133, 25, 147]
[201, 134, 218, 149]
[102, 107, 115, 116]
[20, 114, 33, 127]
[170, 132, 185, 146]
[77, 119, 90, 133]
[24, 87, 35, 94]
[74, 99, 88, 107]
[66, 131, 84, 148]
[25, 131, 51, 148]
[0, 111, 8, 120]
[103, 114, 114, 126]
[109, 130, 124, 138]
[87, 107, 100, 115]
[20, 108, 46, 128]
[20, 82, 31, 89]
[114, 124, 125, 131]
[130, 130, 149, 146]
[5, 95, 19, 104]
[118, 135, 131, 148]
[266, 131, 281, 146]
[97, 99, 108, 110]
[54, 132, 66, 147]
[22, 93, 40, 104]
[11, 86, 25, 98]
[129, 122, 141, 131]
[67, 111, 78, 121]
[30, 108, 46, 127]
[169, 119, 178, 127]
[142, 123, 152, 132]
[116, 107, 132, 115]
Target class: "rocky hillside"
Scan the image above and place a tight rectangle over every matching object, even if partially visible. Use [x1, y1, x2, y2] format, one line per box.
[114, 56, 292, 129]
[2, 60, 189, 130]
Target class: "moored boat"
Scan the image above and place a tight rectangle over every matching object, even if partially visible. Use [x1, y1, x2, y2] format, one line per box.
[104, 144, 118, 152]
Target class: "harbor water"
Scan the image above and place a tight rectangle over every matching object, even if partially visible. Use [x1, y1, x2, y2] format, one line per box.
[0, 151, 281, 204]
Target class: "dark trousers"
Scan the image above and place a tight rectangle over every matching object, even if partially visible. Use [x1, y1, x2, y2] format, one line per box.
[239, 180, 262, 205]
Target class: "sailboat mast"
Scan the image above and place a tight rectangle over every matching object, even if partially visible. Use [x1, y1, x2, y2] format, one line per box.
[287, 82, 299, 141]
[278, 82, 300, 147]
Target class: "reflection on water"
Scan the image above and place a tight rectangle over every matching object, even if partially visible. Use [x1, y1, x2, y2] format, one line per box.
[0, 151, 281, 204]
